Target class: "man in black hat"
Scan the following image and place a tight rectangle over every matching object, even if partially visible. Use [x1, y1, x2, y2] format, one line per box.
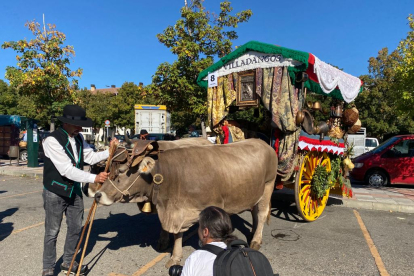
[41, 105, 117, 276]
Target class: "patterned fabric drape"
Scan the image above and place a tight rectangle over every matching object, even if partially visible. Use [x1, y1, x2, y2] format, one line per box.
[270, 67, 283, 130]
[262, 68, 274, 110]
[229, 126, 245, 142]
[255, 68, 263, 97]
[278, 129, 301, 181]
[207, 74, 237, 127]
[207, 67, 303, 180]
[223, 75, 236, 109]
[272, 67, 301, 181]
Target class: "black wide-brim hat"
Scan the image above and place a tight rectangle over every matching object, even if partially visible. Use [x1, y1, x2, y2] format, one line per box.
[57, 105, 93, 127]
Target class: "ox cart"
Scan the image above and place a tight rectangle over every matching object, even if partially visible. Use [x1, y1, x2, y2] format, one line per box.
[197, 41, 363, 221]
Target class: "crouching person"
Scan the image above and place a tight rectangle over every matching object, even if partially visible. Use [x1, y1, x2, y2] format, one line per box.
[170, 206, 275, 276]
[170, 206, 237, 276]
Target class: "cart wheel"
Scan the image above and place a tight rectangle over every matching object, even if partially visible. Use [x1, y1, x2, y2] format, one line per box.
[295, 151, 331, 222]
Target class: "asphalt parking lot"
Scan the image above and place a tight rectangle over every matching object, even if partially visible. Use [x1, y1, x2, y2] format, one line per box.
[1, 174, 414, 276]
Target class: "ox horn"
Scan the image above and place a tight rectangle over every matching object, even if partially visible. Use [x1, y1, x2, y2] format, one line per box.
[124, 133, 132, 147]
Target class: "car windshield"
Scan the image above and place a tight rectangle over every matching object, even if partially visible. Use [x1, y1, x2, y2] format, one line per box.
[370, 136, 400, 154]
[365, 139, 378, 148]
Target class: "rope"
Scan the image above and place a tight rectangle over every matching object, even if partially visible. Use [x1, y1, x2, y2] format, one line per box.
[108, 147, 127, 168]
[108, 173, 141, 197]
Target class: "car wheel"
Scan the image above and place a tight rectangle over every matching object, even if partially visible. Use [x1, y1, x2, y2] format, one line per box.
[19, 150, 28, 161]
[365, 170, 388, 187]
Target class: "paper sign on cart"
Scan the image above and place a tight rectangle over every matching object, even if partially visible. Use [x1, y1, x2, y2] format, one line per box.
[208, 72, 218, 88]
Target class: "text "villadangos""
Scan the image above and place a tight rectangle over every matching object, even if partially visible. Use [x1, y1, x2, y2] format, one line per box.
[224, 54, 283, 70]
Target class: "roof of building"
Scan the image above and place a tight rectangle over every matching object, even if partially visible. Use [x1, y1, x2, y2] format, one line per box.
[90, 87, 119, 95]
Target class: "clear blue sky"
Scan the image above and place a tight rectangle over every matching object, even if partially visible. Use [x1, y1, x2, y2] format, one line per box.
[0, 0, 412, 90]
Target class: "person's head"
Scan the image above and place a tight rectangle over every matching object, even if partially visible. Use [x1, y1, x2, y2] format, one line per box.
[58, 105, 92, 137]
[140, 129, 149, 140]
[198, 206, 236, 246]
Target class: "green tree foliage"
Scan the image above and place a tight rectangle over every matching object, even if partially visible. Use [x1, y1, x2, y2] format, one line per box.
[0, 80, 18, 115]
[151, 0, 252, 133]
[395, 14, 414, 115]
[1, 20, 82, 126]
[77, 88, 114, 128]
[355, 48, 414, 139]
[110, 82, 150, 130]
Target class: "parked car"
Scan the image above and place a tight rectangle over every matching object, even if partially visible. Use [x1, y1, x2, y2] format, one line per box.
[131, 133, 175, 141]
[18, 130, 51, 161]
[130, 134, 140, 140]
[114, 134, 126, 143]
[19, 130, 96, 161]
[350, 135, 414, 187]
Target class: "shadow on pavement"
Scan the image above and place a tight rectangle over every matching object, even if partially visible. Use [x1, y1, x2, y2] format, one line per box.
[57, 210, 269, 274]
[270, 196, 303, 222]
[0, 207, 18, 241]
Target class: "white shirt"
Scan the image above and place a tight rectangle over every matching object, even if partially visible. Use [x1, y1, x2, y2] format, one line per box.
[43, 133, 109, 184]
[181, 241, 227, 276]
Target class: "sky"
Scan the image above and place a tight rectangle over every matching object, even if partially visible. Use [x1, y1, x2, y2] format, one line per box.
[0, 0, 413, 90]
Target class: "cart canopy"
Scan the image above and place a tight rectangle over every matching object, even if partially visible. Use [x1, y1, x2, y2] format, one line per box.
[197, 41, 362, 103]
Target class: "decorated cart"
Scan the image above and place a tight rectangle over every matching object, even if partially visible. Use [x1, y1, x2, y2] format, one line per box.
[197, 41, 363, 221]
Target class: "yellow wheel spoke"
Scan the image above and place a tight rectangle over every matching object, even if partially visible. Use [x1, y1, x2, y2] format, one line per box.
[295, 151, 331, 222]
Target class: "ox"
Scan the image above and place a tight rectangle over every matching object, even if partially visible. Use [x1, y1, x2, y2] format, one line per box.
[92, 139, 277, 268]
[85, 137, 214, 250]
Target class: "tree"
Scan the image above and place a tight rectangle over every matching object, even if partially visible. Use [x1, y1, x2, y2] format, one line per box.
[1, 20, 82, 126]
[395, 14, 414, 115]
[0, 80, 18, 115]
[151, 0, 252, 134]
[110, 82, 149, 130]
[77, 88, 114, 128]
[355, 48, 414, 139]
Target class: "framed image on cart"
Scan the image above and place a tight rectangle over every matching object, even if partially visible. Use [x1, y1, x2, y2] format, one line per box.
[236, 71, 258, 106]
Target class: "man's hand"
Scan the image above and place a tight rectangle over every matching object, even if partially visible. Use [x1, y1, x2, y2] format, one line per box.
[95, 172, 109, 183]
[110, 137, 119, 147]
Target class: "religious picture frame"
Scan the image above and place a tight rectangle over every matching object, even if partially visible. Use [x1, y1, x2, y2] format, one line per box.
[236, 71, 258, 106]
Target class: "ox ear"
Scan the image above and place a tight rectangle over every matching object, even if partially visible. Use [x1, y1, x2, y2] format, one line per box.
[138, 157, 156, 175]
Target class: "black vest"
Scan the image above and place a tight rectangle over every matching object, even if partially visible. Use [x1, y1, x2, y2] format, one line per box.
[43, 128, 84, 198]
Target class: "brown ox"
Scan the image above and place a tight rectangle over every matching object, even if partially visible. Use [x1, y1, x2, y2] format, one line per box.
[85, 138, 214, 249]
[93, 139, 277, 268]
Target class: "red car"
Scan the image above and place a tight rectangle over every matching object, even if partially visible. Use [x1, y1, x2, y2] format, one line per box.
[350, 135, 414, 187]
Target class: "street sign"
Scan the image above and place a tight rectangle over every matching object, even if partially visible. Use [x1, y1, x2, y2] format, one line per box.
[105, 120, 110, 125]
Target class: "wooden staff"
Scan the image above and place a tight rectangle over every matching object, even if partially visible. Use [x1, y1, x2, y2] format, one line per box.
[66, 202, 96, 276]
[76, 203, 97, 276]
[66, 141, 119, 276]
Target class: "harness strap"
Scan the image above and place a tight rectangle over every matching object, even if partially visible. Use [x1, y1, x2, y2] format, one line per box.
[151, 174, 164, 205]
[110, 148, 127, 166]
[108, 173, 140, 197]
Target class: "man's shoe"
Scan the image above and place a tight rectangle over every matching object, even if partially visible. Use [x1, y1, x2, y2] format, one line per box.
[60, 262, 88, 275]
[42, 268, 54, 276]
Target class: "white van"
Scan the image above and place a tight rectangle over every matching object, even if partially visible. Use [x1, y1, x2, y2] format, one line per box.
[345, 128, 379, 158]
